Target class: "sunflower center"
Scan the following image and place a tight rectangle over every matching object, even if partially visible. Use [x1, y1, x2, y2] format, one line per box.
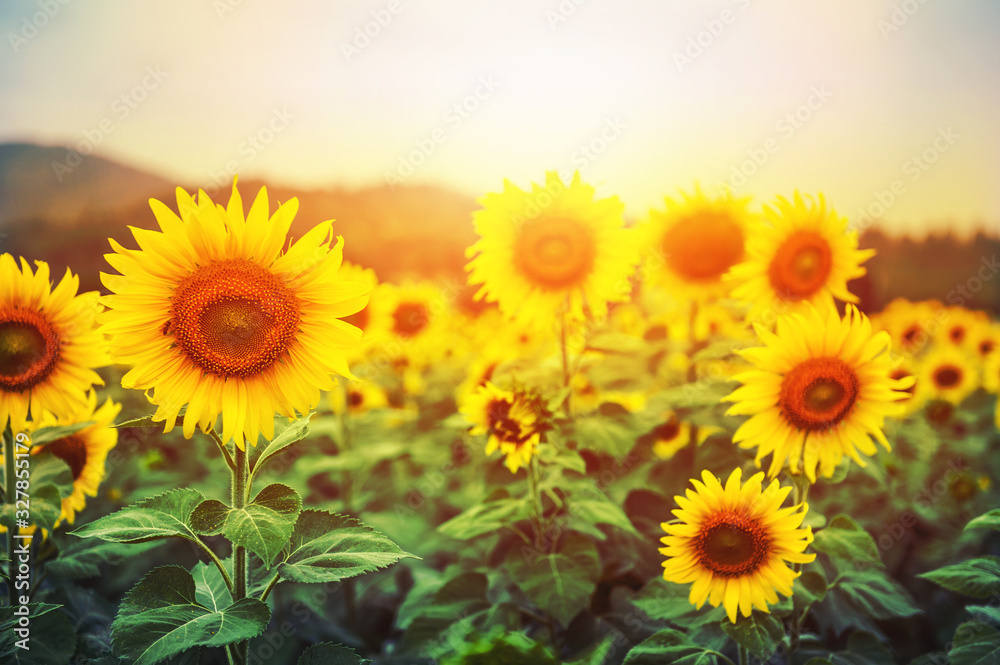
[0, 310, 62, 393]
[933, 365, 962, 388]
[654, 419, 681, 442]
[779, 357, 860, 431]
[348, 390, 364, 408]
[663, 212, 744, 282]
[47, 435, 87, 480]
[393, 302, 430, 337]
[949, 326, 966, 343]
[695, 512, 770, 577]
[901, 324, 924, 349]
[980, 340, 995, 356]
[514, 217, 597, 289]
[768, 231, 833, 299]
[169, 259, 300, 378]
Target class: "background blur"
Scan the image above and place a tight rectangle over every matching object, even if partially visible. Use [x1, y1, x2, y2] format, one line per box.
[0, 0, 998, 306]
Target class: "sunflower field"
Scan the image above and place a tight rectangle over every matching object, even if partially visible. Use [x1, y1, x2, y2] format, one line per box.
[1, 172, 999, 665]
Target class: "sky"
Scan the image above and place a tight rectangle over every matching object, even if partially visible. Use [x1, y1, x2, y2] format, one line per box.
[1, 0, 998, 236]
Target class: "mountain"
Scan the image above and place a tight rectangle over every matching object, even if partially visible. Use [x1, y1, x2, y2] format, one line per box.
[0, 143, 173, 226]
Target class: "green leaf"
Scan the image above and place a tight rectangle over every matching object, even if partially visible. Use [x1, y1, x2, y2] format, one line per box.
[968, 605, 1000, 626]
[508, 551, 597, 625]
[623, 628, 720, 665]
[437, 497, 528, 540]
[25, 421, 94, 445]
[47, 539, 163, 580]
[568, 635, 615, 665]
[248, 415, 311, 484]
[965, 509, 1000, 533]
[919, 556, 1000, 599]
[630, 578, 726, 628]
[70, 488, 205, 543]
[567, 495, 640, 538]
[278, 510, 417, 584]
[0, 604, 68, 662]
[950, 621, 1000, 665]
[111, 565, 270, 665]
[836, 569, 922, 619]
[812, 514, 882, 571]
[298, 643, 372, 664]
[721, 611, 784, 661]
[570, 414, 635, 456]
[397, 571, 490, 630]
[191, 561, 233, 611]
[190, 483, 302, 566]
[0, 452, 74, 533]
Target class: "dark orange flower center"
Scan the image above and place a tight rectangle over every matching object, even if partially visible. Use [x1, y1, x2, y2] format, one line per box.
[695, 511, 771, 577]
[779, 357, 860, 431]
[663, 212, 744, 282]
[169, 259, 300, 378]
[980, 340, 995, 356]
[485, 398, 531, 445]
[768, 231, 833, 299]
[392, 302, 430, 337]
[949, 326, 966, 343]
[514, 217, 597, 289]
[654, 417, 681, 442]
[348, 390, 364, 408]
[48, 435, 87, 480]
[0, 309, 61, 393]
[932, 364, 962, 389]
[901, 324, 926, 350]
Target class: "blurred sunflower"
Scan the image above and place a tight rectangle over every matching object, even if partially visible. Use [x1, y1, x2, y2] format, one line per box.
[641, 187, 750, 302]
[571, 372, 646, 414]
[330, 379, 388, 416]
[466, 172, 638, 326]
[969, 319, 999, 362]
[0, 255, 108, 431]
[660, 468, 815, 623]
[460, 381, 545, 473]
[724, 305, 910, 482]
[99, 181, 369, 449]
[917, 347, 978, 406]
[984, 352, 1000, 428]
[872, 299, 941, 358]
[30, 391, 120, 526]
[366, 280, 451, 368]
[936, 306, 987, 352]
[727, 192, 874, 318]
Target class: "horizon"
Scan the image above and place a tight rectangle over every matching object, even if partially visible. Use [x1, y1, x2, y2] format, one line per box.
[2, 1, 999, 237]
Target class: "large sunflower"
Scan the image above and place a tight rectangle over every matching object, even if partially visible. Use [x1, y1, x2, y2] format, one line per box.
[724, 305, 910, 482]
[460, 381, 545, 473]
[660, 468, 815, 623]
[29, 391, 120, 525]
[0, 255, 108, 431]
[641, 187, 750, 301]
[466, 172, 638, 326]
[99, 181, 369, 449]
[727, 192, 874, 319]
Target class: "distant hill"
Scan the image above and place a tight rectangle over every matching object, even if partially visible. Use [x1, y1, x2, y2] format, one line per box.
[0, 143, 173, 226]
[0, 142, 996, 315]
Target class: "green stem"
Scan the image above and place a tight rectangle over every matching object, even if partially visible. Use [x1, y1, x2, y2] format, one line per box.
[232, 444, 248, 663]
[559, 309, 572, 414]
[189, 536, 234, 596]
[259, 572, 281, 603]
[224, 645, 236, 665]
[4, 422, 17, 606]
[787, 470, 812, 665]
[738, 644, 748, 665]
[208, 428, 237, 473]
[528, 455, 546, 551]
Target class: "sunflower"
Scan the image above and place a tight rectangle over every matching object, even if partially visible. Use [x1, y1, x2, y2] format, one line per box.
[466, 171, 638, 326]
[724, 305, 910, 482]
[935, 307, 988, 352]
[727, 192, 874, 319]
[460, 381, 545, 473]
[29, 391, 120, 526]
[330, 379, 388, 416]
[916, 347, 978, 406]
[968, 319, 999, 361]
[984, 352, 1000, 429]
[99, 181, 369, 449]
[641, 187, 751, 302]
[887, 356, 926, 419]
[660, 468, 815, 623]
[571, 372, 647, 414]
[365, 280, 451, 368]
[872, 299, 942, 358]
[0, 255, 108, 431]
[647, 414, 721, 460]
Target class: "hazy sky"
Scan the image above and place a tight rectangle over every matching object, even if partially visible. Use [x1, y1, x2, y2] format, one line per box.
[2, 0, 998, 235]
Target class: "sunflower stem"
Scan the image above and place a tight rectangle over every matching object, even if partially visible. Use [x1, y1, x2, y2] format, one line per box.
[4, 421, 18, 606]
[527, 455, 546, 551]
[559, 308, 572, 415]
[208, 428, 237, 473]
[738, 644, 748, 665]
[232, 444, 249, 664]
